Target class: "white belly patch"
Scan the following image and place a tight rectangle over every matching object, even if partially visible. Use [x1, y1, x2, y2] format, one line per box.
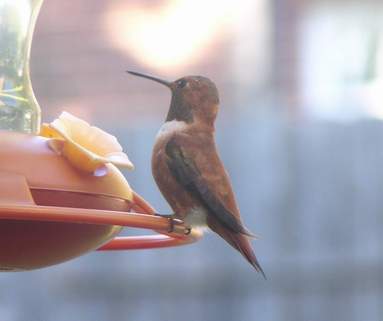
[184, 207, 208, 229]
[156, 120, 188, 140]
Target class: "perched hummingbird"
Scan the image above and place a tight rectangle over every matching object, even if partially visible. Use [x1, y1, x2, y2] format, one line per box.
[128, 71, 265, 276]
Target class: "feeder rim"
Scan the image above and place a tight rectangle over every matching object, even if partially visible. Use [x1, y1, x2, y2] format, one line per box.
[0, 191, 202, 250]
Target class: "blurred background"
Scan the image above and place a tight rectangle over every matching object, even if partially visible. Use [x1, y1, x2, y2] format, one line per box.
[1, 0, 383, 320]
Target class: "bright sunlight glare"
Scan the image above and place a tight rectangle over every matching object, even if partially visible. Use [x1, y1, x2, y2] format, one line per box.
[0, 0, 31, 39]
[104, 0, 241, 72]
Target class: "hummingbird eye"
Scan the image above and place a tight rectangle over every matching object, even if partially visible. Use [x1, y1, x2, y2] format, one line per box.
[177, 79, 187, 88]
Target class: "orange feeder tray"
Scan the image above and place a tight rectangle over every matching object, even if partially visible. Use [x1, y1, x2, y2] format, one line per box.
[0, 131, 202, 271]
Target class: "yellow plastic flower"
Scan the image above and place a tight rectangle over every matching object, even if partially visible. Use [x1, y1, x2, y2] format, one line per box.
[40, 112, 134, 175]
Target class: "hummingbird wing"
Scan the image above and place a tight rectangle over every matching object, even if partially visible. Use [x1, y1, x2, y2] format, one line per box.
[165, 136, 265, 276]
[165, 136, 252, 236]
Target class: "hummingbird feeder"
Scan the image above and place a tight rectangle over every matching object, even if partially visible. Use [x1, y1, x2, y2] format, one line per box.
[0, 0, 201, 271]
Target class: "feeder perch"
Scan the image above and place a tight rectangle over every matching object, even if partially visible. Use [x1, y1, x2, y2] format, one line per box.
[0, 0, 201, 271]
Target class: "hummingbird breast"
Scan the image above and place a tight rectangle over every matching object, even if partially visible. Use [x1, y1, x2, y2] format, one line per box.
[151, 120, 210, 221]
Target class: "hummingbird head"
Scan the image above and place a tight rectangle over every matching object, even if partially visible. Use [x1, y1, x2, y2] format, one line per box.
[128, 71, 220, 126]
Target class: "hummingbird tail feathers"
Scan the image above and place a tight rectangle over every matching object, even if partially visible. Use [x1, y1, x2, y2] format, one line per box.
[232, 234, 266, 278]
[210, 223, 266, 278]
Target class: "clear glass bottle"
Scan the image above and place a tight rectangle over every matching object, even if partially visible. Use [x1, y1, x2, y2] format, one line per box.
[0, 0, 43, 134]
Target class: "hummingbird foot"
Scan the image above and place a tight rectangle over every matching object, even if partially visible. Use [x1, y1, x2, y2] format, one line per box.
[153, 213, 183, 233]
[184, 227, 192, 235]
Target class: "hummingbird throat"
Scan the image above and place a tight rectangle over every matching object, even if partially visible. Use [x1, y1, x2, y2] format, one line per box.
[166, 97, 193, 123]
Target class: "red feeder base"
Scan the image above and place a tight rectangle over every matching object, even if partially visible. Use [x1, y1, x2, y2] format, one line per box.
[0, 131, 202, 271]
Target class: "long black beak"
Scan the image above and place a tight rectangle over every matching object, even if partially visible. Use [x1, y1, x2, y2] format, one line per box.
[127, 71, 171, 88]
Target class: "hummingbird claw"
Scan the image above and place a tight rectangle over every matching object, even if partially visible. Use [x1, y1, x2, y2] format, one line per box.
[167, 217, 175, 233]
[153, 213, 183, 233]
[184, 227, 192, 235]
[167, 217, 184, 233]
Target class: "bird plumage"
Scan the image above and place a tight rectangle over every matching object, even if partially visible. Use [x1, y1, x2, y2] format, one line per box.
[128, 71, 265, 276]
[153, 121, 265, 276]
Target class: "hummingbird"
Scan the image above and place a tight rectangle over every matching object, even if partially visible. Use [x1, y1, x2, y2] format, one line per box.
[128, 71, 265, 276]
